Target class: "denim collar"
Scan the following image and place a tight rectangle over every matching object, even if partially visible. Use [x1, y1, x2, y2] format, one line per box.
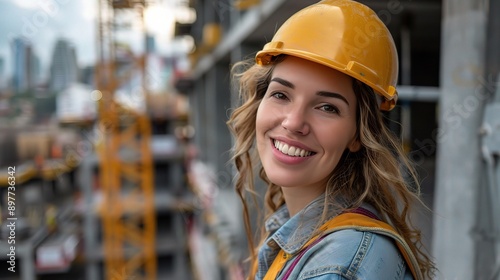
[264, 193, 339, 255]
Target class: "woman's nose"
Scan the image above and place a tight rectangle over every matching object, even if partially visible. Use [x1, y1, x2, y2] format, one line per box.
[281, 107, 310, 135]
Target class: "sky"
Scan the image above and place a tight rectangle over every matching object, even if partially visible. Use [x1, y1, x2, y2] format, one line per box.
[0, 0, 193, 81]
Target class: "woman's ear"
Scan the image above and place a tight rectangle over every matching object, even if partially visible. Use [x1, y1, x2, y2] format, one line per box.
[348, 139, 361, 152]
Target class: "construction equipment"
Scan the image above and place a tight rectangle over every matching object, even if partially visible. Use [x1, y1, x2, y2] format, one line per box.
[95, 0, 156, 279]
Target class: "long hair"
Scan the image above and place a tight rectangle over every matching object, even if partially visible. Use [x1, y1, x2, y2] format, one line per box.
[227, 55, 436, 279]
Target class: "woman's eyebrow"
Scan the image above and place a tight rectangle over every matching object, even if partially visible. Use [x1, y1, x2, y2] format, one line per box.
[271, 77, 349, 105]
[270, 77, 294, 89]
[317, 91, 349, 106]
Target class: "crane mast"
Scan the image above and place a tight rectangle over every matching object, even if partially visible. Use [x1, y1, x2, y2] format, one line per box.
[95, 1, 156, 279]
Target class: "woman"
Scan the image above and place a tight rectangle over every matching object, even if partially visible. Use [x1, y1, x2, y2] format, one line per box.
[227, 0, 436, 279]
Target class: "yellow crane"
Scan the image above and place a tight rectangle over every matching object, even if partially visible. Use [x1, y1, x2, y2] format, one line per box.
[95, 1, 156, 279]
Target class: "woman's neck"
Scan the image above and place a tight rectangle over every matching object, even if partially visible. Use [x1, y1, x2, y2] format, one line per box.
[282, 184, 326, 216]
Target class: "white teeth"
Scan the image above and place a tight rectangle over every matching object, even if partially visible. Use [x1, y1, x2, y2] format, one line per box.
[273, 140, 312, 157]
[282, 144, 289, 154]
[292, 149, 298, 156]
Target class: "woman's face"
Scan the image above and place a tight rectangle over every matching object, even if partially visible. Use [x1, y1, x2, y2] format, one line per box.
[256, 56, 359, 192]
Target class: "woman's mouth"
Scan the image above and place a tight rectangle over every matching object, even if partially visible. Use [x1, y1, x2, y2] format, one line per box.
[273, 139, 316, 157]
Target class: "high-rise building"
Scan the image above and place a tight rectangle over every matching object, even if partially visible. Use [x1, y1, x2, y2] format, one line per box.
[30, 52, 40, 90]
[0, 57, 5, 89]
[49, 39, 79, 93]
[11, 37, 38, 93]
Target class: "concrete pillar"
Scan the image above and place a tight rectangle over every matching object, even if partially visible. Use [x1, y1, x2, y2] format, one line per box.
[191, 76, 206, 162]
[205, 62, 232, 188]
[477, 0, 500, 276]
[432, 0, 488, 279]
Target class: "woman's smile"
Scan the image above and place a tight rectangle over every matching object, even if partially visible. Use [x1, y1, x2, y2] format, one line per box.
[273, 139, 313, 157]
[269, 137, 316, 165]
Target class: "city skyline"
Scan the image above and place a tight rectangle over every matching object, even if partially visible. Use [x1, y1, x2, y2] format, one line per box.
[0, 36, 81, 92]
[0, 0, 96, 79]
[0, 0, 193, 82]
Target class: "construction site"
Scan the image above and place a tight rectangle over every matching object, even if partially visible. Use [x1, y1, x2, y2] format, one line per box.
[0, 0, 499, 279]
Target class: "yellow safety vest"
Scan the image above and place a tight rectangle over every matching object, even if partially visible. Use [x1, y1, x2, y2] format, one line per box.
[264, 212, 422, 280]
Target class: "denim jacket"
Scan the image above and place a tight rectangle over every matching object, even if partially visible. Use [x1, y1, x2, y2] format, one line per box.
[256, 195, 414, 280]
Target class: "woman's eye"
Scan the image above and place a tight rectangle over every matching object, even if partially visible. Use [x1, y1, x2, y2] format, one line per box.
[319, 104, 339, 114]
[271, 92, 287, 100]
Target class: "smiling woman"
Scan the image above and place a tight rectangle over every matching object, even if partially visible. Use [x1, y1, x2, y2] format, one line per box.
[226, 0, 436, 279]
[256, 56, 359, 216]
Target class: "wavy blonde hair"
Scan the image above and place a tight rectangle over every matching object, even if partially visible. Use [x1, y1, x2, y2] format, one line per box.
[227, 55, 436, 279]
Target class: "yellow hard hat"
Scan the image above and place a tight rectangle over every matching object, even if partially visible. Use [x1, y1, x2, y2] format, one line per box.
[256, 0, 398, 111]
